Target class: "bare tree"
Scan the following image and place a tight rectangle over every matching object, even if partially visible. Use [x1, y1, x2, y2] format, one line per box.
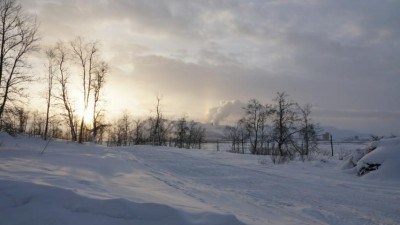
[297, 104, 319, 159]
[237, 119, 248, 154]
[226, 125, 239, 152]
[15, 106, 28, 133]
[226, 119, 248, 154]
[242, 99, 271, 155]
[4, 106, 28, 134]
[48, 116, 62, 139]
[0, 0, 39, 128]
[194, 125, 206, 149]
[133, 118, 145, 145]
[175, 116, 188, 148]
[186, 120, 197, 149]
[174, 117, 205, 149]
[91, 61, 108, 142]
[119, 110, 131, 146]
[108, 111, 132, 146]
[150, 95, 165, 145]
[271, 92, 299, 159]
[43, 48, 56, 140]
[70, 37, 99, 143]
[53, 42, 77, 141]
[186, 121, 205, 149]
[30, 110, 45, 137]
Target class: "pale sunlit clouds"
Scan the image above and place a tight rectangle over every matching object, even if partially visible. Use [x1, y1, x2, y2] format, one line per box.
[23, 0, 400, 135]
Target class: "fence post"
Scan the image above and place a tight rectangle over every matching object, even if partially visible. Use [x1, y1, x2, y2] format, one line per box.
[330, 135, 334, 157]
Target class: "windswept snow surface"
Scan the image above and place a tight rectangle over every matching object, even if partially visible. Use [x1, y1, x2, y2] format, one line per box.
[0, 134, 399, 225]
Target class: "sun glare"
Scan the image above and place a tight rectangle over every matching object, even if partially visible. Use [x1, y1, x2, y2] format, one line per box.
[75, 101, 94, 125]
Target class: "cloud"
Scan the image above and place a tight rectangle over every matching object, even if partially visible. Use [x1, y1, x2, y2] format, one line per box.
[206, 100, 246, 125]
[313, 108, 400, 135]
[314, 108, 400, 120]
[19, 0, 400, 134]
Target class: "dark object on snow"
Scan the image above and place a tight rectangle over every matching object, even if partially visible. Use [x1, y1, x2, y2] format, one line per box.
[358, 163, 381, 176]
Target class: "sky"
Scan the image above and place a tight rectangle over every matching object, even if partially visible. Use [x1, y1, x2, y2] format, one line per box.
[21, 0, 400, 135]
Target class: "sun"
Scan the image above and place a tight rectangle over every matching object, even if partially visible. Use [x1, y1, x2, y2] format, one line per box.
[75, 100, 94, 125]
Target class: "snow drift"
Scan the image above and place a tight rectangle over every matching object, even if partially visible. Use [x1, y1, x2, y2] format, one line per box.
[0, 180, 243, 225]
[357, 137, 400, 180]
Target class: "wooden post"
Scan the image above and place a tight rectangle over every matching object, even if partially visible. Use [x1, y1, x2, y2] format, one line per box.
[217, 140, 219, 151]
[330, 135, 334, 157]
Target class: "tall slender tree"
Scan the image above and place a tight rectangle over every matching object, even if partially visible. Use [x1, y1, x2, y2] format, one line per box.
[92, 61, 108, 142]
[53, 42, 77, 141]
[297, 104, 319, 159]
[175, 116, 188, 148]
[70, 37, 99, 143]
[271, 92, 299, 158]
[43, 49, 56, 140]
[242, 99, 270, 155]
[150, 95, 165, 145]
[133, 118, 145, 145]
[0, 0, 39, 128]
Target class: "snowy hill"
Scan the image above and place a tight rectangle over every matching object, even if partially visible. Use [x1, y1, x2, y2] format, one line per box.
[1, 133, 399, 225]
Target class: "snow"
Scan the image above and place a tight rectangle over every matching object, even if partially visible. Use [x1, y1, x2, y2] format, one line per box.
[357, 137, 400, 180]
[1, 133, 400, 225]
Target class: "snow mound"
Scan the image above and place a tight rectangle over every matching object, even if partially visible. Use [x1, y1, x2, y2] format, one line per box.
[0, 180, 245, 225]
[357, 138, 400, 180]
[341, 148, 369, 170]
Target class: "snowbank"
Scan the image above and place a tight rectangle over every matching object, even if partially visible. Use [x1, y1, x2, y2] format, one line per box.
[357, 138, 400, 180]
[0, 180, 244, 225]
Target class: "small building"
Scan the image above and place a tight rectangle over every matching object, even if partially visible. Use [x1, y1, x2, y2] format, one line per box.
[322, 132, 331, 141]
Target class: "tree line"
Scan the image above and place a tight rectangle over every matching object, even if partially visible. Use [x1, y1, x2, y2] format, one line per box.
[3, 95, 206, 150]
[226, 92, 319, 162]
[106, 102, 206, 149]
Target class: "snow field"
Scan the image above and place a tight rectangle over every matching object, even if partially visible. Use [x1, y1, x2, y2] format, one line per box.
[0, 134, 399, 225]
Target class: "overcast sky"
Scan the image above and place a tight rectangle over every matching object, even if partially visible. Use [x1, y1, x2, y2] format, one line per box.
[22, 0, 400, 135]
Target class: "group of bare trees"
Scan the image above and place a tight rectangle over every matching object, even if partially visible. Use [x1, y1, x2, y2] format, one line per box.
[0, 0, 110, 143]
[107, 98, 206, 149]
[43, 38, 108, 143]
[174, 116, 206, 149]
[226, 92, 319, 162]
[107, 110, 164, 147]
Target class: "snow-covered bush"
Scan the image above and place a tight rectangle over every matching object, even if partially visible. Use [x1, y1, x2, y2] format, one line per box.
[356, 137, 400, 180]
[338, 147, 352, 160]
[341, 147, 371, 170]
[340, 137, 400, 181]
